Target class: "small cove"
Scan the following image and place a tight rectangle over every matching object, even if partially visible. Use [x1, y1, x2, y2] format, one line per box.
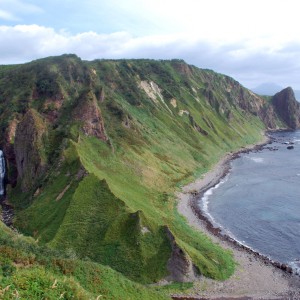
[198, 130, 300, 273]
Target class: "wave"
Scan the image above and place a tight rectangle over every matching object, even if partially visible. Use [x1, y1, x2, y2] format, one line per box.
[290, 260, 300, 275]
[200, 175, 229, 229]
[200, 182, 262, 253]
[197, 133, 300, 276]
[247, 157, 264, 163]
[292, 138, 300, 144]
[228, 235, 300, 275]
[200, 190, 300, 275]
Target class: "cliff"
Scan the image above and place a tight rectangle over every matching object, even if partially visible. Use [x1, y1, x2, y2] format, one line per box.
[14, 109, 48, 191]
[72, 89, 107, 141]
[0, 55, 299, 292]
[272, 87, 300, 129]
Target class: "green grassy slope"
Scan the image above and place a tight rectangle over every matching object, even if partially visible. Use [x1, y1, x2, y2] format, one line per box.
[0, 55, 286, 292]
[0, 222, 170, 299]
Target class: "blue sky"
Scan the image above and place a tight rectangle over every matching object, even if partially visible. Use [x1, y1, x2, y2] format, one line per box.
[1, 0, 300, 90]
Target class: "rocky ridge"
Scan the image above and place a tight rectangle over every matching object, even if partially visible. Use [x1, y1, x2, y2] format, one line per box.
[272, 87, 300, 129]
[0, 55, 299, 288]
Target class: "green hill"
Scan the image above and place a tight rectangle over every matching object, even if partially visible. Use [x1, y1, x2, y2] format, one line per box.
[0, 55, 299, 297]
[0, 221, 170, 299]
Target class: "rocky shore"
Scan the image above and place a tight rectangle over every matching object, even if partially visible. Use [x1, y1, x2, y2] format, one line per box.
[175, 134, 300, 300]
[0, 196, 14, 227]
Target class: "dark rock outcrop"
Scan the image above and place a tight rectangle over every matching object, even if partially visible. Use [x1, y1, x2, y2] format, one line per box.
[260, 105, 278, 129]
[165, 226, 197, 282]
[272, 87, 300, 129]
[2, 119, 18, 187]
[189, 115, 208, 136]
[73, 90, 108, 141]
[14, 109, 48, 191]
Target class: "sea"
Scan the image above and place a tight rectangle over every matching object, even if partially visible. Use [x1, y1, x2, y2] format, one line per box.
[199, 130, 300, 273]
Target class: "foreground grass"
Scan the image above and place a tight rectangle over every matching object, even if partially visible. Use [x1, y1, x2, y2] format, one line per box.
[0, 222, 170, 300]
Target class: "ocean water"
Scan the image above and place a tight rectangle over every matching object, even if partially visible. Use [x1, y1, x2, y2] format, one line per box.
[199, 130, 300, 272]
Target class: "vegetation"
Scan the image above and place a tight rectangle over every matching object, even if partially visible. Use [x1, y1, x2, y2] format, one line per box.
[0, 55, 295, 297]
[0, 222, 170, 299]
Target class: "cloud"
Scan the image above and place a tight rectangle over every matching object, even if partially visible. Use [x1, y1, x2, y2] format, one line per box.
[0, 0, 43, 21]
[1, 24, 300, 89]
[0, 9, 19, 21]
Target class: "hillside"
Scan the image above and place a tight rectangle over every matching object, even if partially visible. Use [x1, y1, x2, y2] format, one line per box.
[0, 220, 171, 299]
[0, 55, 299, 298]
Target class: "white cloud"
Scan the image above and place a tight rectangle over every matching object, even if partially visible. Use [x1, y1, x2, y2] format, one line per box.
[1, 0, 300, 89]
[0, 0, 43, 21]
[108, 0, 300, 42]
[0, 9, 19, 21]
[1, 24, 300, 89]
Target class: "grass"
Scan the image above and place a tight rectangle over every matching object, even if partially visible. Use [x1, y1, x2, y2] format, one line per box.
[0, 222, 171, 300]
[3, 56, 276, 294]
[50, 174, 172, 283]
[13, 143, 82, 243]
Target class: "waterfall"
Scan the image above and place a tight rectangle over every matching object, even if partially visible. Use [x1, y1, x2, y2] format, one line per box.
[0, 149, 13, 226]
[0, 150, 5, 196]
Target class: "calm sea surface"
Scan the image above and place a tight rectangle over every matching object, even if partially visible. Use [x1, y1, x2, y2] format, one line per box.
[199, 130, 300, 272]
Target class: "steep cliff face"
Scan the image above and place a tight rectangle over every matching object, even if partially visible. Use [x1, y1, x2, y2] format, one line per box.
[259, 104, 278, 129]
[165, 226, 197, 282]
[272, 87, 300, 129]
[0, 55, 299, 286]
[2, 118, 18, 186]
[14, 109, 48, 191]
[73, 90, 107, 141]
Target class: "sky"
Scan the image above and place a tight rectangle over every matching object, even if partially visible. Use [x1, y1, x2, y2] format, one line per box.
[1, 0, 300, 90]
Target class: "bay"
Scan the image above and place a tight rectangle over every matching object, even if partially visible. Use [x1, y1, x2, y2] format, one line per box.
[199, 130, 300, 272]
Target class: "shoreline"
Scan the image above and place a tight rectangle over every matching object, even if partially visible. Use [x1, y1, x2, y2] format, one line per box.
[176, 133, 300, 299]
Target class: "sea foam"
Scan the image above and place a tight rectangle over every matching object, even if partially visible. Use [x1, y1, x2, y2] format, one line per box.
[200, 176, 228, 228]
[248, 157, 264, 163]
